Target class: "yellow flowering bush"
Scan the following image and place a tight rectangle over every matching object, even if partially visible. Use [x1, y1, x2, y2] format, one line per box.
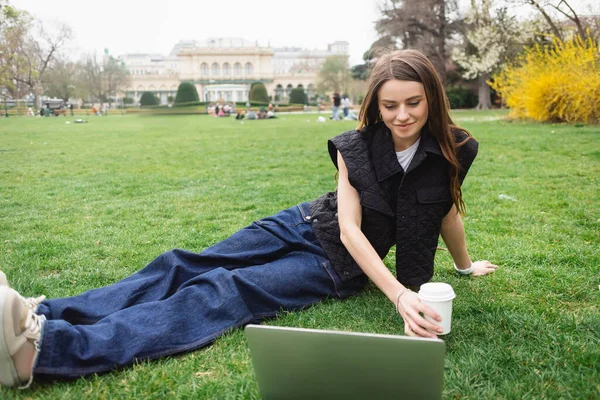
[491, 36, 600, 124]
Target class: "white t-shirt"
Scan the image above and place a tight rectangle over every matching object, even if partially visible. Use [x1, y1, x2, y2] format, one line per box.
[396, 138, 421, 171]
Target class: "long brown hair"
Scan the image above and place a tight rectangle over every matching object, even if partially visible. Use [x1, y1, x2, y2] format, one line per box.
[357, 49, 472, 215]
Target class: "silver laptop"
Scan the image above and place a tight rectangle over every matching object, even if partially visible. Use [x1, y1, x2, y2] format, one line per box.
[245, 324, 445, 400]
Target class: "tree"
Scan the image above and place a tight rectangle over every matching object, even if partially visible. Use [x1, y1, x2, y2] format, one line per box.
[4, 17, 72, 107]
[42, 57, 82, 101]
[174, 82, 199, 103]
[80, 52, 130, 104]
[0, 6, 30, 99]
[289, 87, 307, 104]
[249, 82, 269, 103]
[452, 0, 522, 109]
[351, 36, 397, 82]
[512, 0, 599, 42]
[317, 56, 350, 94]
[139, 91, 159, 106]
[0, 1, 20, 84]
[375, 0, 456, 84]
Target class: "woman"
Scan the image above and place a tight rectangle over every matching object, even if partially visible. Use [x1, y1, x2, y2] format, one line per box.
[0, 49, 498, 389]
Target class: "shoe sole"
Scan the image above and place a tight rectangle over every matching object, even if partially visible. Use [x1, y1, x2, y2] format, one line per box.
[0, 286, 21, 387]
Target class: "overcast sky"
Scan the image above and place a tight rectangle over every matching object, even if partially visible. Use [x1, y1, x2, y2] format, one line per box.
[11, 0, 380, 65]
[11, 0, 598, 66]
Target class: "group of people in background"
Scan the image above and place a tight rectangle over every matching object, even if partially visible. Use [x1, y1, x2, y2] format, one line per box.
[36, 103, 76, 117]
[235, 106, 276, 120]
[91, 104, 109, 116]
[209, 103, 234, 117]
[331, 93, 356, 121]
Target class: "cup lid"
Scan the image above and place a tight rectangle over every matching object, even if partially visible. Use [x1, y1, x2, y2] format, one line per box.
[418, 282, 456, 301]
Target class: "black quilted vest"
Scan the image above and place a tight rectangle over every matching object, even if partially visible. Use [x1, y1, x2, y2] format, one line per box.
[309, 122, 478, 287]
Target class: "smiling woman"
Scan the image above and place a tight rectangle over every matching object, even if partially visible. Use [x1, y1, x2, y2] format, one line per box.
[0, 49, 498, 390]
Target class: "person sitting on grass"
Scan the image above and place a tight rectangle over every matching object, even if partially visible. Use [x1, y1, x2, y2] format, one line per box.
[257, 106, 267, 119]
[0, 49, 499, 389]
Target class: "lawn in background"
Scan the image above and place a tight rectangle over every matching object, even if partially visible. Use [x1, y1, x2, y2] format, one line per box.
[0, 111, 598, 399]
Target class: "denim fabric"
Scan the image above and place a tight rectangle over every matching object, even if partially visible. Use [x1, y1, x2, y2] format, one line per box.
[33, 203, 366, 378]
[332, 106, 340, 120]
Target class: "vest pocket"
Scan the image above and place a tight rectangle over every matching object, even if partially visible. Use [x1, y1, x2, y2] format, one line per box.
[416, 186, 452, 239]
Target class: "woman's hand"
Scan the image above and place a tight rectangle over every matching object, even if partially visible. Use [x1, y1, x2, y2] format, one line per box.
[396, 291, 443, 338]
[470, 260, 499, 276]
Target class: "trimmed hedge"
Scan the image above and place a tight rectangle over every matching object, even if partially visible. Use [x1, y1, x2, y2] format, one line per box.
[175, 82, 199, 104]
[249, 82, 269, 103]
[289, 87, 307, 104]
[140, 92, 159, 106]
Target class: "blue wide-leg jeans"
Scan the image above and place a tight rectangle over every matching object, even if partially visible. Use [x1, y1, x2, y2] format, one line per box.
[32, 203, 366, 378]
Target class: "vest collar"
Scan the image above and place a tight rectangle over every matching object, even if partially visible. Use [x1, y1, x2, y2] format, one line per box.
[369, 123, 443, 182]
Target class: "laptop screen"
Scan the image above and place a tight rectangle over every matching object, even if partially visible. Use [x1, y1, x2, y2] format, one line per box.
[245, 324, 445, 400]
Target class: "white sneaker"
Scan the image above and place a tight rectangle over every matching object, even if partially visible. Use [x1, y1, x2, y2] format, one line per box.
[0, 271, 45, 312]
[0, 286, 45, 388]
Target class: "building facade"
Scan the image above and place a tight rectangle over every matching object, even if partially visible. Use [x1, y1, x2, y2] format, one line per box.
[119, 38, 349, 104]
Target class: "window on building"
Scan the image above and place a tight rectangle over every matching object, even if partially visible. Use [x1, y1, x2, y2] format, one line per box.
[307, 83, 315, 100]
[275, 84, 283, 100]
[212, 63, 220, 76]
[223, 63, 230, 76]
[234, 63, 242, 76]
[201, 63, 208, 75]
[245, 62, 253, 75]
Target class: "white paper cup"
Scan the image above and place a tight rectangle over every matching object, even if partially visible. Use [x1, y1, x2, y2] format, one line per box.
[418, 282, 456, 335]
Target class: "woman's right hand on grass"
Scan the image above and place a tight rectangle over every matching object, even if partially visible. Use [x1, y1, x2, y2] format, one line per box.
[396, 291, 443, 338]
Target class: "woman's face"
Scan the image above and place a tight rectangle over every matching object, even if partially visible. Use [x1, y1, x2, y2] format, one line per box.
[377, 79, 429, 151]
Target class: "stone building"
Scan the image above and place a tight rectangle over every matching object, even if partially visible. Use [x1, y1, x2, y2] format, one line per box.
[119, 38, 348, 104]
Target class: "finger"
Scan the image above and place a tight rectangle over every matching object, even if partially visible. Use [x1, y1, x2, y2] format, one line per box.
[417, 303, 442, 324]
[406, 311, 443, 336]
[408, 319, 439, 338]
[404, 322, 417, 337]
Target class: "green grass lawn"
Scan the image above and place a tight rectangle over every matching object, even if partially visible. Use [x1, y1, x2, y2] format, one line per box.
[0, 111, 598, 399]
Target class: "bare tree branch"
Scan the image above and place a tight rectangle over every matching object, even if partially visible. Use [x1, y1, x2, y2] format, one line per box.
[524, 0, 564, 39]
[551, 0, 586, 38]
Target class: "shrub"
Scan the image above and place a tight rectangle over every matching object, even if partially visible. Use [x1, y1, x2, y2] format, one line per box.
[167, 95, 174, 103]
[446, 86, 478, 109]
[172, 101, 206, 108]
[491, 35, 600, 124]
[175, 82, 199, 104]
[249, 82, 269, 103]
[140, 92, 159, 106]
[123, 97, 134, 105]
[289, 87, 307, 104]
